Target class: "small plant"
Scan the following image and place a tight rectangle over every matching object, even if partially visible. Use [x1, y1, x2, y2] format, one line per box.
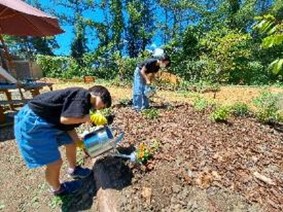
[210, 105, 231, 122]
[193, 97, 210, 111]
[49, 195, 72, 209]
[142, 108, 159, 119]
[136, 140, 160, 164]
[231, 102, 250, 117]
[253, 92, 283, 123]
[100, 108, 112, 116]
[49, 196, 63, 209]
[76, 148, 86, 166]
[176, 80, 192, 91]
[193, 96, 215, 111]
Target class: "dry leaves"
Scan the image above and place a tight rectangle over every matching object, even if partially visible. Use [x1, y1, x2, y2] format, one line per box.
[112, 103, 283, 211]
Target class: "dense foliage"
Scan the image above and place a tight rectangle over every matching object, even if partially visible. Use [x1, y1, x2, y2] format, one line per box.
[4, 0, 283, 84]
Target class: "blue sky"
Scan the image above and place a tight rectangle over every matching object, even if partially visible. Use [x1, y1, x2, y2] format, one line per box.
[38, 0, 162, 56]
[39, 0, 75, 55]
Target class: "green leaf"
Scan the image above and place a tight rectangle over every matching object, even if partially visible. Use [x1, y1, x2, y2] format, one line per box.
[267, 25, 277, 35]
[269, 59, 283, 74]
[276, 59, 283, 74]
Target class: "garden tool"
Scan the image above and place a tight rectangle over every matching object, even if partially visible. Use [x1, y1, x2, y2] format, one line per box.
[111, 151, 137, 162]
[82, 126, 124, 158]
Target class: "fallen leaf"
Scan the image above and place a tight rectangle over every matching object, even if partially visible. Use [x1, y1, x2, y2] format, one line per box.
[196, 172, 213, 189]
[253, 172, 276, 185]
[141, 187, 152, 204]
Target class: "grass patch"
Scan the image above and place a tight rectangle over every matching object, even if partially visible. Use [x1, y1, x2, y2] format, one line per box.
[142, 108, 160, 120]
[49, 195, 72, 210]
[76, 148, 86, 166]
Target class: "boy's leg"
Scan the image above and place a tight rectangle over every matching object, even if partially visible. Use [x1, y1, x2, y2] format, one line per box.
[56, 132, 91, 179]
[65, 143, 76, 169]
[46, 158, 82, 196]
[45, 159, 63, 191]
[142, 94, 149, 109]
[65, 142, 92, 179]
[133, 94, 143, 110]
[133, 67, 145, 111]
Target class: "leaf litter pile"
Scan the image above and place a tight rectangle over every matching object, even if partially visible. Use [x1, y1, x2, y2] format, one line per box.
[110, 103, 283, 211]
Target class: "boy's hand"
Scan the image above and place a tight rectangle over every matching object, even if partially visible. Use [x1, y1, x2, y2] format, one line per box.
[90, 113, 107, 126]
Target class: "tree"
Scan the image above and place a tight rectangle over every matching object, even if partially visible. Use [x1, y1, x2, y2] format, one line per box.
[70, 17, 88, 65]
[53, 0, 93, 61]
[110, 0, 124, 51]
[254, 14, 283, 74]
[125, 0, 155, 57]
[157, 0, 204, 43]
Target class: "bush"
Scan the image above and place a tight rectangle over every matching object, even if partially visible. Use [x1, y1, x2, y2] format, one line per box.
[253, 91, 283, 123]
[193, 97, 211, 111]
[116, 56, 138, 80]
[36, 54, 95, 79]
[210, 105, 231, 122]
[36, 55, 69, 78]
[231, 102, 250, 117]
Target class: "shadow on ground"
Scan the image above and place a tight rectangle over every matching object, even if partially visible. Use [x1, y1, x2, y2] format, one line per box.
[0, 125, 15, 142]
[60, 153, 133, 211]
[93, 156, 133, 190]
[57, 172, 96, 212]
[0, 111, 17, 142]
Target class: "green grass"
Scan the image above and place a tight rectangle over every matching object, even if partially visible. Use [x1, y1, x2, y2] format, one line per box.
[142, 108, 160, 120]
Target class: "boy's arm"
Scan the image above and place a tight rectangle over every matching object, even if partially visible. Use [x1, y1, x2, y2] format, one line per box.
[61, 113, 109, 126]
[141, 66, 151, 84]
[60, 115, 90, 125]
[61, 112, 111, 126]
[148, 73, 155, 82]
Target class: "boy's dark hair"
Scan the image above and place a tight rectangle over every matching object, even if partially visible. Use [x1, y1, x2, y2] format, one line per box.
[89, 85, 112, 108]
[161, 54, 171, 67]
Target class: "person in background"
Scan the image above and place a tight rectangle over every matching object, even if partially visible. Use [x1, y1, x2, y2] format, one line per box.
[132, 54, 171, 111]
[14, 85, 113, 196]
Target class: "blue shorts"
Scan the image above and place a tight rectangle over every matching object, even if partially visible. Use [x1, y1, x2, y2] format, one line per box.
[14, 105, 73, 168]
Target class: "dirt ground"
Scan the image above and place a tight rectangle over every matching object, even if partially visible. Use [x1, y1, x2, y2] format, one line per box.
[0, 83, 283, 211]
[114, 103, 282, 211]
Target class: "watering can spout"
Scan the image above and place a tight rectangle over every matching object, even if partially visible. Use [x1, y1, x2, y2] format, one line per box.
[112, 152, 137, 162]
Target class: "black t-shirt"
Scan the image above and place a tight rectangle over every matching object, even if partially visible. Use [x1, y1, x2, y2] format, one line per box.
[138, 59, 160, 73]
[28, 87, 92, 131]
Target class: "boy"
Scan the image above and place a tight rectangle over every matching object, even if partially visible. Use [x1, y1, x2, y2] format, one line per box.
[132, 54, 171, 111]
[14, 85, 112, 196]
